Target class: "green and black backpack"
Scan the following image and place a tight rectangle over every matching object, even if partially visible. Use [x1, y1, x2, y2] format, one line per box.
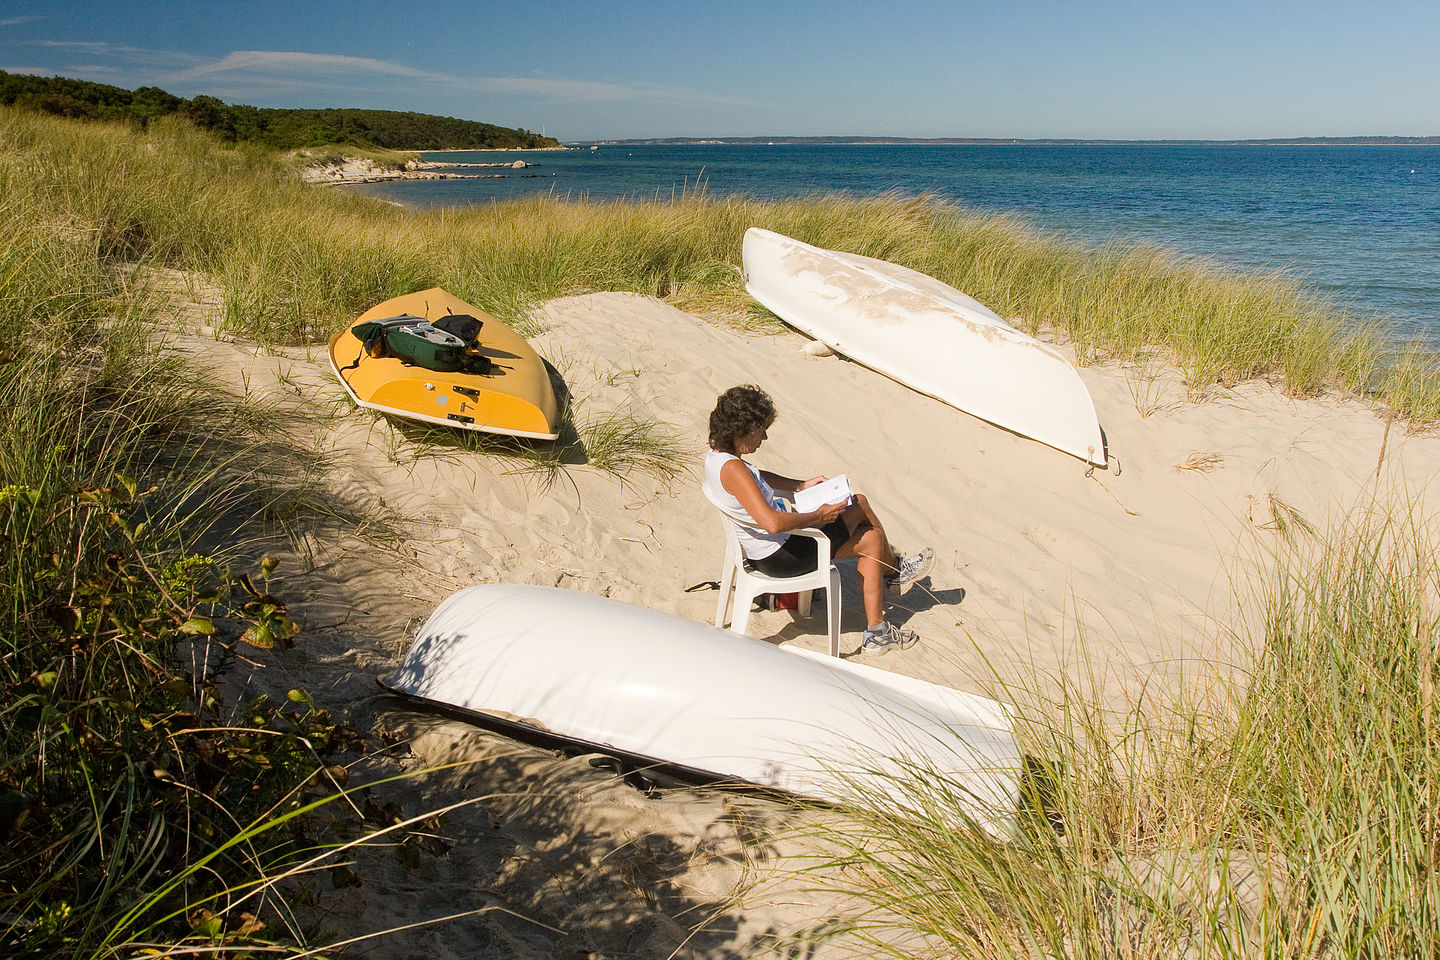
[350, 313, 493, 374]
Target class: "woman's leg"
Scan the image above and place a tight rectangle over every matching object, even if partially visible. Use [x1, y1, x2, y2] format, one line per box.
[835, 494, 898, 627]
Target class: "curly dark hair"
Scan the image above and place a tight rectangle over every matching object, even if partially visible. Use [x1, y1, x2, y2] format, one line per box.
[708, 384, 777, 452]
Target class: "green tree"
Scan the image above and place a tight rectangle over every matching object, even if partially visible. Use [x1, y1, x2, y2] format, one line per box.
[179, 95, 236, 139]
[131, 85, 181, 123]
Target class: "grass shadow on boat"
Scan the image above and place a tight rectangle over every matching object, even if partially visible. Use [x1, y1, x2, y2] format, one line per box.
[378, 682, 798, 806]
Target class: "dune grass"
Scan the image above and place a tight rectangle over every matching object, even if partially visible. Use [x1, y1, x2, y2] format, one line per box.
[394, 399, 689, 491]
[5, 106, 1440, 956]
[0, 132, 393, 957]
[778, 504, 1439, 958]
[4, 106, 1435, 422]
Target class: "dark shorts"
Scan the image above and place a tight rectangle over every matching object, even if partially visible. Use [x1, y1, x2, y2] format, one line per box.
[748, 518, 850, 578]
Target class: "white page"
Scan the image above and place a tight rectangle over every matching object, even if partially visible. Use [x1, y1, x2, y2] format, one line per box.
[794, 474, 852, 514]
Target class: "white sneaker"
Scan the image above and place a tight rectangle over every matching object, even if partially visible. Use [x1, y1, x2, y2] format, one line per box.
[887, 547, 934, 592]
[861, 621, 918, 655]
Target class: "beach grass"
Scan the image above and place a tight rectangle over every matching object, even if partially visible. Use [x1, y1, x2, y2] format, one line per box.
[393, 398, 688, 491]
[4, 107, 1433, 421]
[0, 123, 399, 956]
[6, 104, 1440, 956]
[777, 502, 1438, 959]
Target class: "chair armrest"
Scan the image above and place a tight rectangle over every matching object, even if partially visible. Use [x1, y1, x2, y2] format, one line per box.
[776, 497, 834, 567]
[790, 526, 833, 569]
[708, 494, 834, 572]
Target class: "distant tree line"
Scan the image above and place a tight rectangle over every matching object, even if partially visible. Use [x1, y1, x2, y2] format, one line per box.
[0, 70, 560, 150]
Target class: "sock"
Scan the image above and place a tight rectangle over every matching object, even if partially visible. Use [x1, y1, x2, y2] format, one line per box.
[865, 620, 888, 636]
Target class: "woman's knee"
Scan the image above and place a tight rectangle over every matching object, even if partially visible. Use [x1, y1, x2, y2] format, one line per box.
[853, 493, 886, 527]
[855, 527, 889, 560]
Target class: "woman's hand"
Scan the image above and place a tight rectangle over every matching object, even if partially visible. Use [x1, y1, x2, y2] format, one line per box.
[723, 461, 843, 534]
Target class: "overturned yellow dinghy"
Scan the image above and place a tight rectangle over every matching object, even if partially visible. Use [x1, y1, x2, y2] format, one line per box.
[328, 288, 560, 440]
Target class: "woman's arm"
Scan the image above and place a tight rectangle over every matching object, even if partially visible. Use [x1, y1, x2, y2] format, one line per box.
[757, 469, 826, 494]
[721, 459, 843, 533]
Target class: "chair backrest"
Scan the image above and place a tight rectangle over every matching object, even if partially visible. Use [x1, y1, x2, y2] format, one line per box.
[702, 486, 754, 564]
[701, 469, 764, 530]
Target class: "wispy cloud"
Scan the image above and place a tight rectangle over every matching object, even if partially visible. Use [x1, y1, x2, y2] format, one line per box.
[25, 39, 206, 70]
[174, 50, 433, 82]
[12, 41, 751, 111]
[172, 49, 662, 103]
[0, 16, 44, 27]
[28, 40, 109, 50]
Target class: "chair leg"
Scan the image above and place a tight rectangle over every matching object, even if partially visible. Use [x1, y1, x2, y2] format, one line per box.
[715, 562, 736, 627]
[826, 567, 842, 657]
[731, 581, 758, 636]
[797, 589, 813, 618]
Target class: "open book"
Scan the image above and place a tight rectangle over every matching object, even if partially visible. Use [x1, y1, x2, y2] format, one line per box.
[793, 474, 853, 514]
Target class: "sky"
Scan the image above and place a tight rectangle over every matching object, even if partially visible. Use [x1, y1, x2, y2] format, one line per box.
[3, 0, 1439, 142]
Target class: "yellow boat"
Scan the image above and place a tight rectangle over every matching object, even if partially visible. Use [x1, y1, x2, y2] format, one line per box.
[328, 288, 560, 440]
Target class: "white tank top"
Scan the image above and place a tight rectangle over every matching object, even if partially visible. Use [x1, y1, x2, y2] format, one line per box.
[702, 450, 787, 559]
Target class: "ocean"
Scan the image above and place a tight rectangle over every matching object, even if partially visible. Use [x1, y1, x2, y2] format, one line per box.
[347, 143, 1440, 345]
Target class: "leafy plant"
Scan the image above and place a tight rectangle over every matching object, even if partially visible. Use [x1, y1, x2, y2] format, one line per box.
[0, 474, 358, 957]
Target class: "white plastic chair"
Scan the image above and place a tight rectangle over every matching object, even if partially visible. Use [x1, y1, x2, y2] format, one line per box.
[710, 508, 842, 657]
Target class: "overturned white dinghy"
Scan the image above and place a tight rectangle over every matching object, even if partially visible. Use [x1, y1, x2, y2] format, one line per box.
[743, 227, 1107, 467]
[382, 584, 1022, 835]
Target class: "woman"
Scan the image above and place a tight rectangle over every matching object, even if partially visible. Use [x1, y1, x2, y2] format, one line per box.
[703, 384, 932, 653]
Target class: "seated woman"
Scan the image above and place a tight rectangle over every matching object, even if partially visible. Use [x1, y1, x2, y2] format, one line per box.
[703, 384, 933, 653]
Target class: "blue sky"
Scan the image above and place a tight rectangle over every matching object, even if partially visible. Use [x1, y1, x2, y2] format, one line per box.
[3, 0, 1438, 141]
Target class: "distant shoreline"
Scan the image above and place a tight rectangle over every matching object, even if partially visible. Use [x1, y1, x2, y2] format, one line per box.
[423, 146, 568, 153]
[568, 136, 1440, 148]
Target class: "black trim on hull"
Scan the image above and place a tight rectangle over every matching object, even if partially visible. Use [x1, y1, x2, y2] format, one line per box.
[375, 676, 805, 803]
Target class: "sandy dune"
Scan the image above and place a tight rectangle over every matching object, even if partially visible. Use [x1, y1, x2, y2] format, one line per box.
[160, 282, 1438, 957]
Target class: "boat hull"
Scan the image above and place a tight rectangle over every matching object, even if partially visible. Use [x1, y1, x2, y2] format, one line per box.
[329, 287, 559, 440]
[382, 584, 1021, 834]
[742, 228, 1106, 466]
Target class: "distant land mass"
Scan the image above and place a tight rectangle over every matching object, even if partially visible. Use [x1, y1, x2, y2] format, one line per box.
[0, 70, 560, 151]
[574, 135, 1440, 146]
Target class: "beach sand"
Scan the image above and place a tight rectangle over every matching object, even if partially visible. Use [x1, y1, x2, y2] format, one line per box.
[158, 279, 1438, 957]
[297, 155, 538, 185]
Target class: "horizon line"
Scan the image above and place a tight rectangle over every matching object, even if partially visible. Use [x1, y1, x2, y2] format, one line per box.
[567, 134, 1440, 146]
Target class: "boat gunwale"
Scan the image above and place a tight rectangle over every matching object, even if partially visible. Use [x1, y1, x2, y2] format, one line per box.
[375, 676, 808, 802]
[743, 228, 1108, 467]
[328, 286, 561, 440]
[325, 342, 561, 440]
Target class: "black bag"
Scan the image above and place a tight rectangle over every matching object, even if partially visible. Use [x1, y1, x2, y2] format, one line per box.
[433, 313, 484, 344]
[351, 313, 491, 374]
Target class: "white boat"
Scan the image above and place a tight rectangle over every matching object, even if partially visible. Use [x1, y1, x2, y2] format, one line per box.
[742, 227, 1107, 466]
[381, 584, 1022, 835]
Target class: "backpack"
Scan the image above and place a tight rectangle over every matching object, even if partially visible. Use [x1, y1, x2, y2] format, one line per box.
[350, 313, 492, 374]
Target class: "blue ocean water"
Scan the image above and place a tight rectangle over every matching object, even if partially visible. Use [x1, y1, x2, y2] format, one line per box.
[347, 143, 1440, 344]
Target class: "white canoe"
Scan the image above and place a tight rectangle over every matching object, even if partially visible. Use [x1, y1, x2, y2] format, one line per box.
[743, 227, 1107, 466]
[382, 584, 1021, 835]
